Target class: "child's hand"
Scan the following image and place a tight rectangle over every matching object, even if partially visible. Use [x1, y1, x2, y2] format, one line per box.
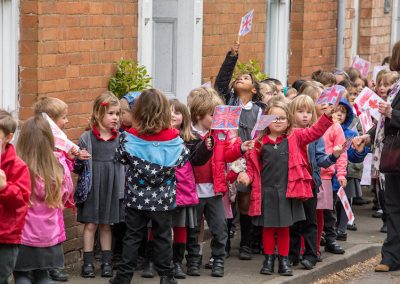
[352, 136, 366, 153]
[237, 172, 250, 186]
[322, 104, 335, 117]
[338, 178, 347, 188]
[205, 137, 213, 151]
[230, 41, 240, 56]
[77, 149, 91, 160]
[241, 140, 255, 152]
[0, 170, 7, 190]
[332, 145, 343, 158]
[67, 147, 80, 160]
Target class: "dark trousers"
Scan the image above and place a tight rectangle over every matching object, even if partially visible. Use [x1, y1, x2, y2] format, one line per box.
[0, 244, 18, 284]
[114, 208, 173, 283]
[289, 190, 318, 264]
[324, 192, 338, 244]
[381, 174, 400, 269]
[186, 196, 228, 259]
[377, 178, 387, 223]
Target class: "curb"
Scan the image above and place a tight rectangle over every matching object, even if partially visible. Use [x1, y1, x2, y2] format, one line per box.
[266, 244, 381, 284]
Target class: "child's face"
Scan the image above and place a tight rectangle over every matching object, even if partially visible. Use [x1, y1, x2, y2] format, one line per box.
[0, 129, 12, 152]
[354, 78, 365, 93]
[101, 105, 120, 130]
[376, 80, 390, 100]
[335, 74, 346, 84]
[276, 84, 284, 96]
[268, 107, 289, 135]
[121, 109, 133, 127]
[294, 108, 312, 128]
[334, 109, 347, 125]
[259, 83, 274, 104]
[171, 106, 183, 129]
[346, 88, 358, 106]
[235, 74, 255, 93]
[315, 103, 328, 118]
[55, 110, 68, 130]
[197, 113, 213, 131]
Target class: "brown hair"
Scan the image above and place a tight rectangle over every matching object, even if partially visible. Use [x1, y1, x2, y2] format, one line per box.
[189, 87, 224, 123]
[259, 100, 293, 140]
[132, 89, 171, 135]
[17, 116, 64, 208]
[315, 71, 336, 87]
[376, 70, 391, 87]
[170, 99, 195, 142]
[344, 67, 361, 82]
[33, 97, 68, 121]
[120, 98, 130, 112]
[90, 91, 120, 128]
[299, 81, 324, 102]
[289, 95, 317, 125]
[0, 109, 17, 135]
[390, 41, 400, 72]
[336, 104, 347, 114]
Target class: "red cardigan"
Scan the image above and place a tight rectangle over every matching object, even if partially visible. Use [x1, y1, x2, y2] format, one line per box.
[246, 114, 333, 216]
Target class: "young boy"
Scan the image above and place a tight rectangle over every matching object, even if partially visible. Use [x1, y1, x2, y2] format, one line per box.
[0, 110, 31, 283]
[185, 88, 253, 277]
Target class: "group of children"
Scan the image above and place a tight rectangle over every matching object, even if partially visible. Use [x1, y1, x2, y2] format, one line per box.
[0, 41, 391, 284]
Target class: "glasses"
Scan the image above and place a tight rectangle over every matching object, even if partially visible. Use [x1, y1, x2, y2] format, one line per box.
[273, 117, 288, 122]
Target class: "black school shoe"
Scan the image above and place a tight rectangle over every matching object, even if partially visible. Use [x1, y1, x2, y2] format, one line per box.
[336, 231, 347, 241]
[325, 242, 345, 254]
[301, 259, 315, 270]
[238, 246, 252, 260]
[49, 268, 69, 282]
[211, 258, 224, 277]
[278, 255, 293, 276]
[347, 223, 358, 231]
[380, 222, 388, 233]
[81, 263, 95, 278]
[101, 263, 113, 277]
[260, 254, 275, 275]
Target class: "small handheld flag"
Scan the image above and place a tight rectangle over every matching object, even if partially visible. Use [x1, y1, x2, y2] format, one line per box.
[354, 87, 384, 120]
[351, 56, 371, 78]
[211, 106, 242, 130]
[337, 187, 355, 225]
[238, 10, 254, 37]
[316, 85, 345, 106]
[251, 115, 277, 138]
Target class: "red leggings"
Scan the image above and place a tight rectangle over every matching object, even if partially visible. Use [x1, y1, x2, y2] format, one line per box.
[316, 209, 324, 256]
[148, 227, 187, 244]
[262, 227, 290, 256]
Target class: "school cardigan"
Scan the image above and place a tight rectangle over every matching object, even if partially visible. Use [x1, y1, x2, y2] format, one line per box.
[245, 114, 333, 216]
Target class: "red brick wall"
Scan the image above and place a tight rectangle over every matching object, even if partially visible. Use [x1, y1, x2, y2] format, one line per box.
[19, 0, 138, 264]
[289, 0, 338, 83]
[202, 1, 266, 84]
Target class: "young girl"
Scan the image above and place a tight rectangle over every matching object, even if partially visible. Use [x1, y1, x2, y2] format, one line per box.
[13, 115, 73, 284]
[110, 89, 189, 284]
[239, 100, 334, 276]
[75, 92, 124, 278]
[288, 95, 340, 269]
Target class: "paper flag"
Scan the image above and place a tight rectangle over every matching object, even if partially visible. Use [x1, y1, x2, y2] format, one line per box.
[316, 85, 345, 106]
[238, 10, 254, 37]
[337, 186, 355, 225]
[211, 106, 242, 130]
[251, 115, 277, 138]
[372, 65, 388, 83]
[351, 55, 371, 78]
[354, 87, 385, 120]
[359, 109, 374, 134]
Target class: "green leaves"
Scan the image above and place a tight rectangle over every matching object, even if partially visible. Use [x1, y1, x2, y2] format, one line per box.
[108, 59, 152, 98]
[233, 59, 268, 82]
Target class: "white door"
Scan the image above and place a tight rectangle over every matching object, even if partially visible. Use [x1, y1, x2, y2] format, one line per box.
[0, 0, 19, 114]
[138, 0, 203, 102]
[391, 0, 400, 46]
[265, 0, 291, 86]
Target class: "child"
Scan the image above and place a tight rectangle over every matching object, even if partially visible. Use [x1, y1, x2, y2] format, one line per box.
[239, 100, 334, 276]
[259, 80, 278, 106]
[119, 92, 141, 132]
[75, 92, 124, 278]
[170, 98, 213, 279]
[288, 95, 340, 269]
[185, 87, 254, 277]
[214, 42, 264, 261]
[13, 115, 73, 284]
[0, 110, 31, 284]
[110, 89, 190, 284]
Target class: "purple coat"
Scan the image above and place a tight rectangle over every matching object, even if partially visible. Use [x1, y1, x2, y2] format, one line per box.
[175, 161, 198, 206]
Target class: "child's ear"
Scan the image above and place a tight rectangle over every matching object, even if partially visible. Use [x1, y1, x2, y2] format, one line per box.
[251, 87, 257, 95]
[4, 133, 13, 144]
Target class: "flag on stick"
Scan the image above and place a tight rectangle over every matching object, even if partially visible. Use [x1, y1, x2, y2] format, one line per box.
[251, 115, 277, 138]
[238, 10, 254, 37]
[211, 106, 242, 130]
[337, 187, 355, 225]
[351, 55, 371, 78]
[316, 85, 345, 106]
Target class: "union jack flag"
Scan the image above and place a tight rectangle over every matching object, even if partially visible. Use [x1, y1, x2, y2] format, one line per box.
[316, 85, 345, 106]
[211, 106, 242, 130]
[238, 10, 254, 37]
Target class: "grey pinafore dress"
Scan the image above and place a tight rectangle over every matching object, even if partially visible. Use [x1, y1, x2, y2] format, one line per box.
[253, 139, 305, 227]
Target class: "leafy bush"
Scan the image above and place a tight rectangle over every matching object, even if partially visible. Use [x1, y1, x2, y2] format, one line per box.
[233, 59, 268, 82]
[108, 59, 152, 98]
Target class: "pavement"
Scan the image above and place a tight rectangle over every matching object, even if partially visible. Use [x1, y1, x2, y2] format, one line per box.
[65, 195, 388, 284]
[346, 270, 400, 284]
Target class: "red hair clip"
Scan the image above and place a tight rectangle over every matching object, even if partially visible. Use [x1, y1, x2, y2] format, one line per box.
[101, 102, 109, 107]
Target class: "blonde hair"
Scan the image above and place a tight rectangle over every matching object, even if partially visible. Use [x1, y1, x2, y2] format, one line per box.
[132, 89, 171, 135]
[90, 92, 120, 128]
[170, 99, 195, 142]
[120, 98, 130, 112]
[289, 95, 317, 125]
[33, 97, 68, 120]
[17, 116, 64, 208]
[189, 87, 224, 123]
[0, 109, 17, 135]
[381, 71, 400, 86]
[299, 81, 324, 102]
[259, 100, 293, 140]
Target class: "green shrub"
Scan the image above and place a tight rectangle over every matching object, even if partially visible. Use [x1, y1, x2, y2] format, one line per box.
[108, 59, 152, 98]
[233, 59, 268, 82]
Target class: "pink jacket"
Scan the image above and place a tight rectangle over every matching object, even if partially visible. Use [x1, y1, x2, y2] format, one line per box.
[320, 122, 347, 180]
[21, 152, 73, 247]
[175, 161, 198, 206]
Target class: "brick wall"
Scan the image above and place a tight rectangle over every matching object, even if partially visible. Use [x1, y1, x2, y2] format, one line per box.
[202, 0, 266, 84]
[19, 0, 138, 265]
[359, 0, 392, 69]
[289, 0, 338, 83]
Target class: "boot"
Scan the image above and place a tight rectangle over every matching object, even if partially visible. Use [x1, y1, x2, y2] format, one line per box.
[211, 258, 224, 277]
[186, 255, 201, 276]
[260, 254, 275, 275]
[81, 252, 95, 278]
[160, 274, 178, 284]
[238, 246, 252, 260]
[173, 243, 186, 279]
[142, 241, 155, 278]
[278, 255, 293, 276]
[101, 250, 113, 277]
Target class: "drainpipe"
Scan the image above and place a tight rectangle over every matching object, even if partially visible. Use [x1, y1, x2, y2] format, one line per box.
[336, 0, 346, 69]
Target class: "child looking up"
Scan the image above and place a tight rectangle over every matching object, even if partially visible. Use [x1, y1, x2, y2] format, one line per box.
[0, 110, 31, 284]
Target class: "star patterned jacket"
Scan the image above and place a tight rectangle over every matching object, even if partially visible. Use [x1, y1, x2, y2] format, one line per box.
[115, 128, 189, 212]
